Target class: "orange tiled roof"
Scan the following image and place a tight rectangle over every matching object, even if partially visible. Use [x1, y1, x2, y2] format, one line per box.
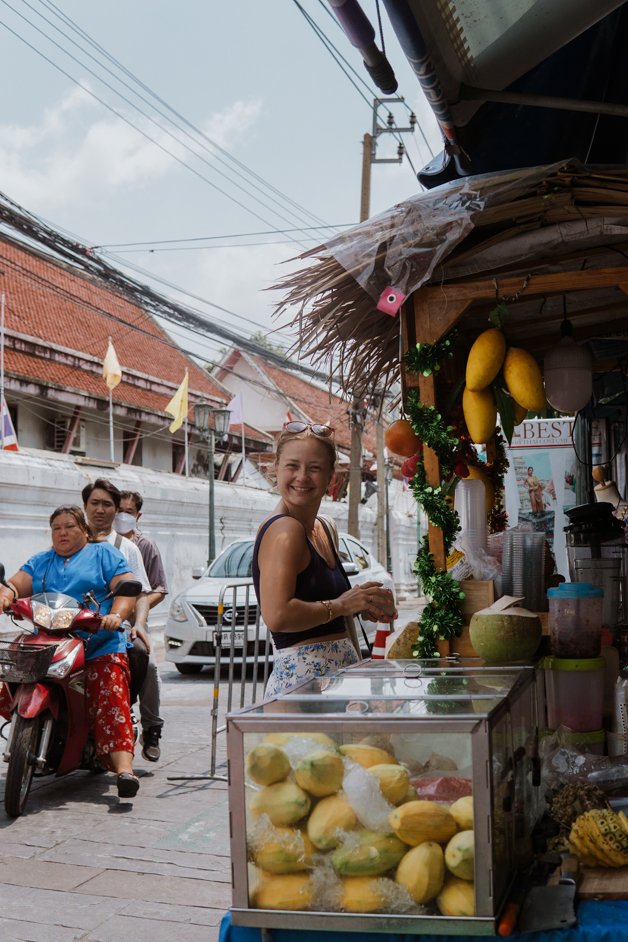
[0, 236, 226, 416]
[251, 355, 378, 454]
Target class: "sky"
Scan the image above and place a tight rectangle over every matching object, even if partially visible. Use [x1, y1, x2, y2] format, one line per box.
[0, 0, 441, 369]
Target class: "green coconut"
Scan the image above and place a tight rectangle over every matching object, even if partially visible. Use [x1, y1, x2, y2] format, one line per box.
[469, 596, 542, 662]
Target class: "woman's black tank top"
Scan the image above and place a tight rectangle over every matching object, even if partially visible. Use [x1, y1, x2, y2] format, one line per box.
[252, 514, 350, 650]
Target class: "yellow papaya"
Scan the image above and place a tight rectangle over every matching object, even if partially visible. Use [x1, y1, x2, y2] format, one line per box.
[503, 347, 546, 411]
[368, 763, 410, 805]
[462, 386, 497, 445]
[395, 841, 445, 903]
[295, 749, 344, 797]
[465, 328, 506, 391]
[250, 781, 311, 826]
[253, 828, 315, 874]
[444, 829, 475, 881]
[332, 830, 407, 876]
[253, 872, 313, 910]
[436, 876, 476, 917]
[449, 795, 474, 831]
[307, 793, 358, 850]
[340, 876, 390, 913]
[388, 800, 458, 847]
[246, 743, 291, 786]
[339, 743, 398, 767]
[264, 731, 337, 750]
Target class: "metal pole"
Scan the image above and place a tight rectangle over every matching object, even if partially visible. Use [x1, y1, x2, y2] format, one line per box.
[108, 388, 114, 462]
[208, 426, 215, 565]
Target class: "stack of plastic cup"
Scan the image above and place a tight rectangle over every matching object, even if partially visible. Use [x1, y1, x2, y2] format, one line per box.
[454, 478, 487, 553]
[502, 530, 546, 611]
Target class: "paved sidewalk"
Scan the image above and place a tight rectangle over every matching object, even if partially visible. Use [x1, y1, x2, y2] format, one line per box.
[0, 597, 424, 941]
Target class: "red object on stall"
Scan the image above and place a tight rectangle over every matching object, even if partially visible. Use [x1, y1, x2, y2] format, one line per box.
[371, 624, 391, 659]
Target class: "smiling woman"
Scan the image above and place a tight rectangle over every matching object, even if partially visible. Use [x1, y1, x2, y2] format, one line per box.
[252, 425, 396, 696]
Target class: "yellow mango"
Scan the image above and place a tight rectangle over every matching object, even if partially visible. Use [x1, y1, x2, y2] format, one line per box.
[253, 828, 315, 874]
[395, 841, 445, 903]
[368, 764, 410, 805]
[465, 328, 506, 391]
[340, 876, 390, 913]
[307, 793, 358, 850]
[449, 795, 474, 831]
[388, 800, 458, 847]
[503, 347, 546, 411]
[246, 743, 291, 786]
[444, 829, 475, 881]
[253, 872, 313, 910]
[295, 749, 344, 797]
[462, 386, 497, 445]
[250, 781, 311, 826]
[339, 743, 398, 768]
[436, 876, 476, 917]
[332, 830, 407, 877]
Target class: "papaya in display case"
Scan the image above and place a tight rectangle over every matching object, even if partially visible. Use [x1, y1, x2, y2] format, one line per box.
[226, 659, 543, 935]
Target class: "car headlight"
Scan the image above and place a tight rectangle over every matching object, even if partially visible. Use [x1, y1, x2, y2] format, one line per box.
[169, 596, 188, 622]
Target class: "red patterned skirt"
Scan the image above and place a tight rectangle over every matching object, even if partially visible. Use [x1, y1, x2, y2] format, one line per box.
[86, 653, 134, 759]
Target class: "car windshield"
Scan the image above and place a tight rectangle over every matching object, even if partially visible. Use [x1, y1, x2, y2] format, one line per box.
[208, 541, 254, 578]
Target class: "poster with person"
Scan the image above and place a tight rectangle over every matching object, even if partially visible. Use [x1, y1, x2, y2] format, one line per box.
[504, 418, 576, 577]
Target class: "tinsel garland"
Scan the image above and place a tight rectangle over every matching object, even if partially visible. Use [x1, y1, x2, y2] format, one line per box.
[404, 392, 465, 658]
[403, 329, 458, 376]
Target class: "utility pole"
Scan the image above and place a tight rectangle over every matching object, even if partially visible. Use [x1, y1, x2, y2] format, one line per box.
[347, 98, 416, 551]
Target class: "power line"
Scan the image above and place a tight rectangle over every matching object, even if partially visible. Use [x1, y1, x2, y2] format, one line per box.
[93, 225, 355, 250]
[40, 0, 339, 236]
[0, 4, 315, 247]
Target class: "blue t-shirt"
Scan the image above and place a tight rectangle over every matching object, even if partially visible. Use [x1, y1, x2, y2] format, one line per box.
[21, 542, 130, 660]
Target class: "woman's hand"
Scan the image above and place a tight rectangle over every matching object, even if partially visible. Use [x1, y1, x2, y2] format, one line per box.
[337, 581, 396, 622]
[100, 612, 124, 631]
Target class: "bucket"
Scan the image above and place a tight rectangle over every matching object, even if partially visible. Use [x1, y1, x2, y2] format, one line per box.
[544, 656, 605, 732]
[574, 557, 620, 627]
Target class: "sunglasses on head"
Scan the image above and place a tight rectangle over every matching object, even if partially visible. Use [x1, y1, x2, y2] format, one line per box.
[283, 421, 334, 438]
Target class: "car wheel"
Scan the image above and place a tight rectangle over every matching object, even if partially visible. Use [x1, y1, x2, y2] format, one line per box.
[175, 663, 204, 675]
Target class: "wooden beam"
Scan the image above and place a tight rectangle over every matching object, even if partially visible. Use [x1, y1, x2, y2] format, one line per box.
[61, 406, 82, 454]
[419, 266, 628, 308]
[418, 372, 446, 572]
[123, 420, 142, 465]
[411, 293, 472, 346]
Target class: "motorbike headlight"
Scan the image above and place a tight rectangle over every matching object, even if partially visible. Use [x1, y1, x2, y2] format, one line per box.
[31, 601, 52, 629]
[51, 608, 80, 630]
[169, 596, 188, 622]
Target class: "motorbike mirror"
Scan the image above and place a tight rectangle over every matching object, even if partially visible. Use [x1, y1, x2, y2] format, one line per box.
[113, 579, 143, 598]
[0, 563, 5, 583]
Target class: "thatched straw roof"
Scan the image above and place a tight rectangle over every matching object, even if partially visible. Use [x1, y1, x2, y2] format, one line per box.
[274, 160, 628, 395]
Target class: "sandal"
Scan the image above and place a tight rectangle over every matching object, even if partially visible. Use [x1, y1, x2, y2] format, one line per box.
[117, 772, 140, 798]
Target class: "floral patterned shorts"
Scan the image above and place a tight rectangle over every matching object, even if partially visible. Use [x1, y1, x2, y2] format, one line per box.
[86, 653, 135, 759]
[265, 637, 359, 698]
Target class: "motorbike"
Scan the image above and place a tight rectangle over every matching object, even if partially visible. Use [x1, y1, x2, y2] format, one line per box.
[0, 563, 141, 817]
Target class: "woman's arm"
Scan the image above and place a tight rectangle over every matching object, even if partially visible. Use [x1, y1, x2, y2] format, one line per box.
[0, 571, 33, 612]
[258, 519, 394, 634]
[100, 571, 138, 631]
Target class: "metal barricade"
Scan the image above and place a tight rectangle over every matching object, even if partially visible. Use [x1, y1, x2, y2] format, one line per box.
[168, 580, 273, 783]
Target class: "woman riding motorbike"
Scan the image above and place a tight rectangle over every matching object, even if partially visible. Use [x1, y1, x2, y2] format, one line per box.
[0, 505, 141, 797]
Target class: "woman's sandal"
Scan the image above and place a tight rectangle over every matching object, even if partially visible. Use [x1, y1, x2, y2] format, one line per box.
[117, 772, 140, 798]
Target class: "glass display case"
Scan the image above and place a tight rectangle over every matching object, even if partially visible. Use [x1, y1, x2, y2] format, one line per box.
[227, 659, 542, 935]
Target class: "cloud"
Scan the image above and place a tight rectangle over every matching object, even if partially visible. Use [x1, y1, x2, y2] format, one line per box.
[0, 82, 264, 209]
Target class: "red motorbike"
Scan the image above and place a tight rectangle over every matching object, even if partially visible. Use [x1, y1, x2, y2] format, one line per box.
[0, 564, 140, 817]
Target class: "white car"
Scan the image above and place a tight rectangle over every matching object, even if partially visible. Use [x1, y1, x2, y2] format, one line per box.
[165, 532, 395, 674]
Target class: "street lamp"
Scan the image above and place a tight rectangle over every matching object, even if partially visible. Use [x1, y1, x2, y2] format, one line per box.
[194, 402, 231, 566]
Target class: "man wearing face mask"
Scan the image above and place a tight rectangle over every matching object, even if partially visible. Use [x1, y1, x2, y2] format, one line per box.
[115, 491, 167, 763]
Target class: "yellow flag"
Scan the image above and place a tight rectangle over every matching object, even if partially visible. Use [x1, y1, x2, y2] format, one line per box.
[102, 339, 122, 390]
[165, 372, 188, 433]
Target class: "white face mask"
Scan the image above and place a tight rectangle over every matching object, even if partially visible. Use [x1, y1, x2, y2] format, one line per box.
[113, 512, 137, 534]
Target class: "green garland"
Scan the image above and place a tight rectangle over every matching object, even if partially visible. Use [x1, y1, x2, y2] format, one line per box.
[404, 369, 465, 658]
[403, 329, 458, 377]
